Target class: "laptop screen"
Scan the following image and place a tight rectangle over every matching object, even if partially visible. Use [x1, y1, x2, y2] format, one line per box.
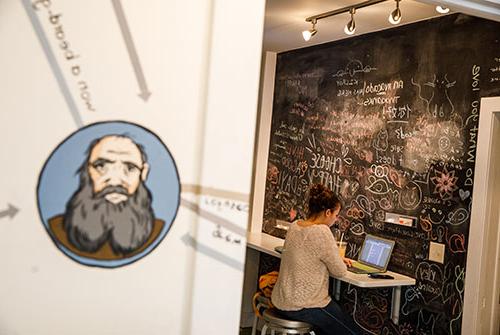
[358, 235, 395, 270]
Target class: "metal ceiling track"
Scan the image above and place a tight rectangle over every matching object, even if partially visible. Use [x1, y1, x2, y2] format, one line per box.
[305, 0, 389, 22]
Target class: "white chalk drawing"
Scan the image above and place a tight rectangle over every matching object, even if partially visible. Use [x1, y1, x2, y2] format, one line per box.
[373, 129, 389, 152]
[446, 207, 469, 226]
[458, 189, 470, 201]
[365, 175, 390, 195]
[402, 286, 423, 316]
[411, 74, 456, 119]
[332, 59, 377, 78]
[438, 136, 451, 152]
[349, 221, 365, 236]
[425, 74, 456, 118]
[449, 266, 465, 335]
[416, 310, 437, 335]
[353, 194, 376, 216]
[399, 181, 422, 210]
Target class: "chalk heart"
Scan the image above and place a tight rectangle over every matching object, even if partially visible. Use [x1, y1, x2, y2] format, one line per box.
[459, 189, 470, 201]
[415, 262, 444, 305]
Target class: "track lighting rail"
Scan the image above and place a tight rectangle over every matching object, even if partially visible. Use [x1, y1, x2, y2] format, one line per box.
[305, 0, 388, 23]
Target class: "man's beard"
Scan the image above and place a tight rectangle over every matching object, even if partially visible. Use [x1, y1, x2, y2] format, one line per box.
[63, 167, 155, 255]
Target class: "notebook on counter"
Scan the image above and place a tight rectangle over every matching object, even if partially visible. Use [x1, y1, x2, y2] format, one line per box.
[348, 234, 395, 274]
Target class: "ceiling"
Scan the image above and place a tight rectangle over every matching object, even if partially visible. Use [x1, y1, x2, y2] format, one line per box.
[262, 0, 447, 52]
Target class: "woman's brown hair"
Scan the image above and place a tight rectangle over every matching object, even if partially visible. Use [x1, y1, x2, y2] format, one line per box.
[307, 183, 341, 217]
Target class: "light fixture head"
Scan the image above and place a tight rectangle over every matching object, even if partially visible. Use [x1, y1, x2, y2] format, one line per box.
[344, 8, 356, 35]
[302, 29, 317, 41]
[302, 19, 317, 41]
[436, 5, 450, 14]
[388, 0, 402, 25]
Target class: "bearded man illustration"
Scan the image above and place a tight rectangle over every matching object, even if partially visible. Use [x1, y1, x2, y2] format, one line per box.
[48, 134, 165, 260]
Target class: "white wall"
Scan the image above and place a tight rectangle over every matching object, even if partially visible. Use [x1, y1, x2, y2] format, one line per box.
[250, 52, 277, 234]
[0, 0, 264, 334]
[240, 52, 277, 328]
[189, 1, 265, 334]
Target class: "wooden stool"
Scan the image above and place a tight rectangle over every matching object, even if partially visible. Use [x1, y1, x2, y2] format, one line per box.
[260, 308, 315, 335]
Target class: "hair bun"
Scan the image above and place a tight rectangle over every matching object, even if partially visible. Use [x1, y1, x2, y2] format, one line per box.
[310, 183, 327, 198]
[307, 183, 341, 217]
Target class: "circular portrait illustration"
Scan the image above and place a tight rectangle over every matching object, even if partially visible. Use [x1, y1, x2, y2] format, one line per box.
[37, 121, 180, 268]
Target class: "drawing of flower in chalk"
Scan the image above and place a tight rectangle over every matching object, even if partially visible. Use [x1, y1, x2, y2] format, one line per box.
[431, 167, 458, 200]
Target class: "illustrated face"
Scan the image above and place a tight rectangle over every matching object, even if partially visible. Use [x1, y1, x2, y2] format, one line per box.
[88, 136, 149, 204]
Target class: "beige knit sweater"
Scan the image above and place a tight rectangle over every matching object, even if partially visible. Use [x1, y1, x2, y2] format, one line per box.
[271, 221, 347, 311]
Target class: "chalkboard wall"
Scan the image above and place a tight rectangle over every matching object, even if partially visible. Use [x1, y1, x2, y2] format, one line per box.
[262, 14, 500, 334]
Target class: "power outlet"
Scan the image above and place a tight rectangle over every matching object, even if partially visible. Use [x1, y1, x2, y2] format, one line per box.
[428, 242, 445, 264]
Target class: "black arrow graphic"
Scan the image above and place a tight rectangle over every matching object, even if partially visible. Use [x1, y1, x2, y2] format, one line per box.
[0, 204, 19, 220]
[111, 0, 152, 101]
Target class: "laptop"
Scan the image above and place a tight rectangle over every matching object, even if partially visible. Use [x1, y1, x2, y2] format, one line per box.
[348, 234, 395, 274]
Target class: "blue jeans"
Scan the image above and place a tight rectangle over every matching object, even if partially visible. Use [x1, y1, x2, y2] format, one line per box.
[276, 299, 363, 335]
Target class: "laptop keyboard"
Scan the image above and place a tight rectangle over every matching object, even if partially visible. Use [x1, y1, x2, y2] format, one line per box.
[348, 262, 378, 274]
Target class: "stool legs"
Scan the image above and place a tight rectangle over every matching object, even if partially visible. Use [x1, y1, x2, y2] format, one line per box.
[261, 323, 268, 335]
[251, 313, 258, 335]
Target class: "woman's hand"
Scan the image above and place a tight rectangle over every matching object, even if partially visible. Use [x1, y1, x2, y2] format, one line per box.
[342, 257, 352, 267]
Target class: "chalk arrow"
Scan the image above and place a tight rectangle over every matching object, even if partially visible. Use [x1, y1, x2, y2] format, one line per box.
[111, 0, 152, 102]
[0, 204, 19, 220]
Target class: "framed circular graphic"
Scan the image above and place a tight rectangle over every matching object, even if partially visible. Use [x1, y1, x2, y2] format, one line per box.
[37, 121, 180, 268]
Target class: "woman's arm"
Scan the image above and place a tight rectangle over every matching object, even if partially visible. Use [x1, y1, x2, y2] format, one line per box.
[314, 226, 348, 278]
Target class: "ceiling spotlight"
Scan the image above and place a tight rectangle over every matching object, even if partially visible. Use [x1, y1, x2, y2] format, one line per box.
[388, 0, 402, 25]
[436, 5, 450, 14]
[344, 8, 356, 35]
[302, 19, 317, 41]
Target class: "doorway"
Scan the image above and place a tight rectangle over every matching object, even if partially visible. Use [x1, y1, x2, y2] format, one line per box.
[463, 96, 500, 334]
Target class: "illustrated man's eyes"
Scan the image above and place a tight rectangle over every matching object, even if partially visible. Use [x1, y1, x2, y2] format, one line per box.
[92, 162, 106, 172]
[125, 163, 139, 173]
[91, 160, 110, 173]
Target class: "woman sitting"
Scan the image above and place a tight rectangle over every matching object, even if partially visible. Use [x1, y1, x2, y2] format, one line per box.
[271, 183, 362, 335]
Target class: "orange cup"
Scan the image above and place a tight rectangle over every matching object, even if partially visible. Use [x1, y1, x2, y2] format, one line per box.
[337, 242, 347, 258]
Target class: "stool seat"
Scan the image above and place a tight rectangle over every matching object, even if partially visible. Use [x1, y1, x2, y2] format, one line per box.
[262, 309, 312, 329]
[260, 308, 315, 335]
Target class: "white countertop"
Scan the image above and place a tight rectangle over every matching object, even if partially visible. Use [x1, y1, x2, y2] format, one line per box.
[247, 231, 284, 258]
[247, 231, 415, 288]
